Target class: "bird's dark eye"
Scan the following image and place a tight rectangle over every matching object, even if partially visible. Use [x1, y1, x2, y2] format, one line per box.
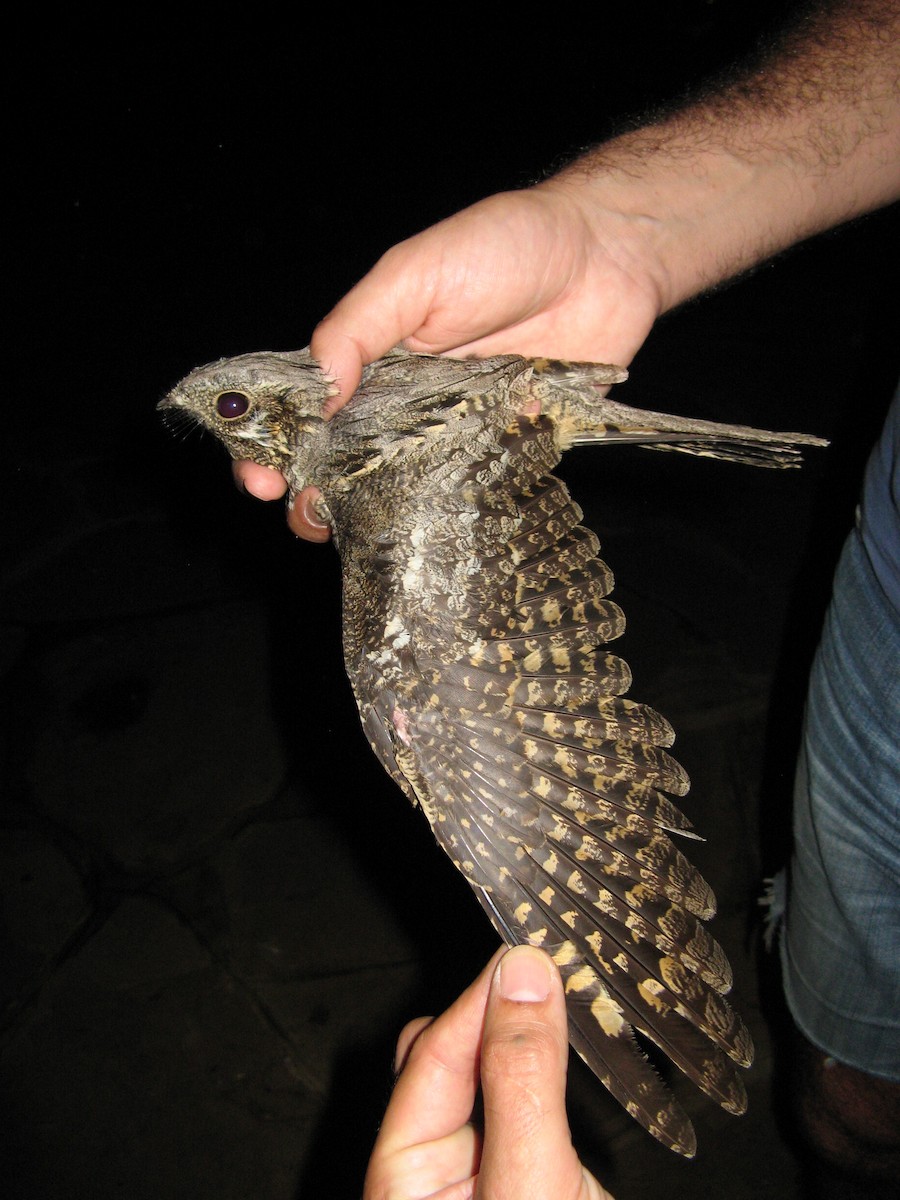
[216, 391, 250, 420]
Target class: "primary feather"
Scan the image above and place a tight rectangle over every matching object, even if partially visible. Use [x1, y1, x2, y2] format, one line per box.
[162, 347, 825, 1155]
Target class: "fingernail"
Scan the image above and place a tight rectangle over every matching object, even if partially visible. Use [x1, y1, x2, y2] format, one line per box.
[497, 946, 552, 1003]
[295, 489, 331, 529]
[303, 501, 330, 529]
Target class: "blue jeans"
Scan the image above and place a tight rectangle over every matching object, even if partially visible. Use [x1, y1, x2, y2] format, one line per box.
[780, 525, 900, 1079]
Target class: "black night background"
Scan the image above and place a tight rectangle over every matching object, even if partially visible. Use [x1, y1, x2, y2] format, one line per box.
[3, 6, 897, 1198]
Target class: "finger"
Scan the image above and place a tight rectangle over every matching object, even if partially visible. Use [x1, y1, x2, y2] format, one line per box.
[476, 946, 590, 1198]
[232, 460, 288, 501]
[310, 260, 424, 413]
[286, 486, 332, 543]
[308, 323, 369, 415]
[310, 231, 446, 413]
[394, 1016, 435, 1075]
[373, 948, 504, 1157]
[363, 1123, 480, 1200]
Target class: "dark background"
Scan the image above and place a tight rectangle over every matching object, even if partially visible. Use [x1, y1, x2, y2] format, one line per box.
[3, 5, 898, 1198]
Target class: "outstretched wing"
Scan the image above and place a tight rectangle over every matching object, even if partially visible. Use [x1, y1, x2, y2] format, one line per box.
[347, 412, 753, 1158]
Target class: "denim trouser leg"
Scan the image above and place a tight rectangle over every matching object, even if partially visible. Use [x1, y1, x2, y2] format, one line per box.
[781, 527, 900, 1079]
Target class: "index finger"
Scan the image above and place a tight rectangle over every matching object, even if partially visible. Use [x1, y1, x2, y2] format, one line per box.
[310, 261, 422, 413]
[374, 948, 503, 1157]
[308, 323, 371, 414]
[309, 232, 444, 411]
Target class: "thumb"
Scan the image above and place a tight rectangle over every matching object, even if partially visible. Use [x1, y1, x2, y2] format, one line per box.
[475, 946, 594, 1199]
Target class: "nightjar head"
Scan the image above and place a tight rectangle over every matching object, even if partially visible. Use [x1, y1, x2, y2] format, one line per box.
[159, 349, 333, 477]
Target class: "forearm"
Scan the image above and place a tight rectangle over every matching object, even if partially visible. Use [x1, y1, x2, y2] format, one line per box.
[548, 0, 900, 315]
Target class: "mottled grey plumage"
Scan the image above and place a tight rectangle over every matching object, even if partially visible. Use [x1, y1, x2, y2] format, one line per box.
[161, 347, 825, 1156]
